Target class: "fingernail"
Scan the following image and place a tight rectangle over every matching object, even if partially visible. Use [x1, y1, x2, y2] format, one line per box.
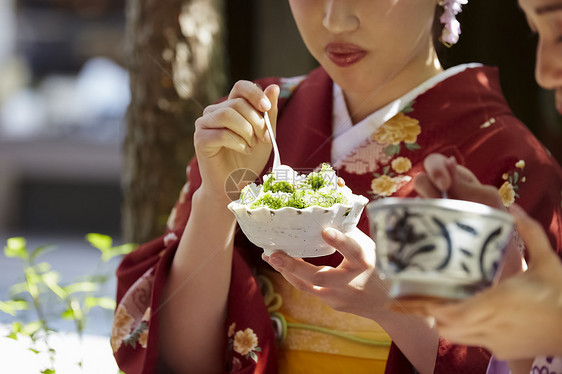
[435, 176, 447, 191]
[324, 227, 338, 240]
[254, 82, 263, 90]
[270, 256, 283, 267]
[259, 98, 271, 112]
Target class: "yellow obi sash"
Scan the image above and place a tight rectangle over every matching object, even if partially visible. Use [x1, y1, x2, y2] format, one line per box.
[259, 269, 392, 374]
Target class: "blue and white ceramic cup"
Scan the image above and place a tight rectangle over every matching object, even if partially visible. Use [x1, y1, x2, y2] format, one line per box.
[367, 198, 514, 300]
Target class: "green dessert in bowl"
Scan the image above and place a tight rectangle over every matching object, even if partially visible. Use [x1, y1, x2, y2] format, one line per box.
[228, 164, 369, 258]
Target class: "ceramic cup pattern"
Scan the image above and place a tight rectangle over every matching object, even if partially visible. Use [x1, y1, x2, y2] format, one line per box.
[367, 198, 514, 300]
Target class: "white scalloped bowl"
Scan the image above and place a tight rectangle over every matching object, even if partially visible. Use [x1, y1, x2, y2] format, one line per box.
[367, 198, 514, 301]
[228, 194, 369, 258]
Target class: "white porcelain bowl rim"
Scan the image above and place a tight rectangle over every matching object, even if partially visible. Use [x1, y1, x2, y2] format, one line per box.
[367, 197, 513, 223]
[228, 194, 369, 212]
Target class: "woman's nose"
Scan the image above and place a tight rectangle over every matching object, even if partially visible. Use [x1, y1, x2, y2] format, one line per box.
[535, 40, 562, 90]
[322, 0, 360, 34]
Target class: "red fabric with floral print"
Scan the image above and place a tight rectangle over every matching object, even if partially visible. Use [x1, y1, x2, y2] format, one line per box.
[112, 66, 562, 374]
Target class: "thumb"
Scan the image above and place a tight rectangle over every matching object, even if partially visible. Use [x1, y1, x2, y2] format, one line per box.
[264, 84, 280, 135]
[509, 204, 555, 267]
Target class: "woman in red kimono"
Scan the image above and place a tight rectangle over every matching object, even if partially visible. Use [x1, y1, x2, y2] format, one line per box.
[111, 0, 562, 373]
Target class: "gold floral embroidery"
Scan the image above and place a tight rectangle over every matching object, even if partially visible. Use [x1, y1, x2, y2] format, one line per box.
[499, 181, 515, 207]
[391, 157, 412, 173]
[372, 112, 420, 145]
[499, 160, 527, 207]
[371, 175, 398, 197]
[142, 307, 151, 321]
[234, 328, 259, 356]
[228, 322, 236, 338]
[111, 304, 135, 352]
[138, 330, 148, 348]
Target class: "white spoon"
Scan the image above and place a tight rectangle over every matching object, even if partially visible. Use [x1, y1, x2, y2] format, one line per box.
[264, 112, 296, 184]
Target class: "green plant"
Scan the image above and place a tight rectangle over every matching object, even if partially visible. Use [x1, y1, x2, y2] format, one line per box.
[1, 234, 135, 374]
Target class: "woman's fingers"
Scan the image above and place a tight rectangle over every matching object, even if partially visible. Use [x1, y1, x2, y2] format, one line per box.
[195, 108, 257, 151]
[228, 80, 272, 111]
[448, 166, 504, 208]
[261, 227, 375, 292]
[423, 154, 454, 191]
[262, 252, 328, 290]
[201, 101, 264, 145]
[263, 84, 280, 139]
[510, 204, 556, 264]
[322, 227, 375, 268]
[427, 288, 498, 329]
[195, 128, 252, 156]
[413, 172, 442, 198]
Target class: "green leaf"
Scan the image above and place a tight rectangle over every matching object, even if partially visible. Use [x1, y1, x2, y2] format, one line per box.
[249, 351, 258, 363]
[383, 144, 400, 156]
[101, 243, 137, 262]
[61, 308, 75, 320]
[508, 176, 513, 185]
[405, 142, 421, 151]
[41, 369, 55, 374]
[30, 245, 55, 262]
[4, 237, 28, 260]
[383, 165, 390, 175]
[69, 298, 83, 321]
[24, 268, 41, 298]
[10, 282, 28, 296]
[9, 321, 23, 338]
[34, 262, 51, 273]
[42, 271, 67, 300]
[29, 348, 40, 354]
[88, 274, 110, 284]
[86, 233, 113, 251]
[64, 281, 99, 295]
[85, 296, 116, 310]
[21, 321, 41, 336]
[0, 300, 28, 315]
[401, 102, 414, 113]
[513, 171, 519, 184]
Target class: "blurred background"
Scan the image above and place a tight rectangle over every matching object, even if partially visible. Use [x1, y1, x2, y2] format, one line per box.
[0, 0, 560, 372]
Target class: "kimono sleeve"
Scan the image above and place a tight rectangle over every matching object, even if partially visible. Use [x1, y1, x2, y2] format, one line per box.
[457, 114, 562, 258]
[110, 157, 278, 373]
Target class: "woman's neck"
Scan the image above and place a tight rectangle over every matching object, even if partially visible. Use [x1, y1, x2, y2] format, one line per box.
[343, 45, 443, 124]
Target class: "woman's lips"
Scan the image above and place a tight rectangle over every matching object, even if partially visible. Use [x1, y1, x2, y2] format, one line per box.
[325, 43, 366, 67]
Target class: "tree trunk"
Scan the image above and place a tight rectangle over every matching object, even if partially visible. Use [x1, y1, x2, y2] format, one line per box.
[123, 0, 226, 243]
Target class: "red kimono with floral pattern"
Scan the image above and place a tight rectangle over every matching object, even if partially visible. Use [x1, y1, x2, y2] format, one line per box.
[111, 66, 562, 374]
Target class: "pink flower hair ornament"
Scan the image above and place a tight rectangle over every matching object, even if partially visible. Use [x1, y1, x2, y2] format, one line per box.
[439, 0, 468, 47]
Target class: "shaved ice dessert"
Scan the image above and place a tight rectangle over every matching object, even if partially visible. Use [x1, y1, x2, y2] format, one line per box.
[228, 164, 368, 257]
